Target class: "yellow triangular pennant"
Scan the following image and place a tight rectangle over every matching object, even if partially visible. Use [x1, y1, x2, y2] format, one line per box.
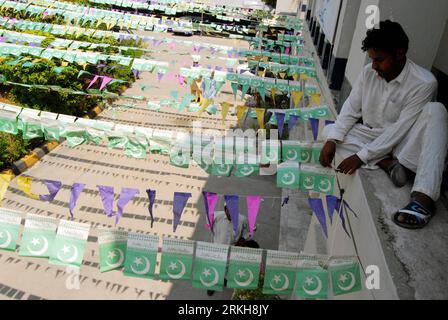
[292, 73, 299, 81]
[199, 98, 212, 115]
[257, 70, 265, 78]
[17, 176, 40, 200]
[310, 93, 322, 106]
[0, 173, 14, 205]
[291, 91, 304, 108]
[271, 88, 277, 106]
[236, 105, 248, 126]
[221, 102, 231, 125]
[255, 108, 266, 129]
[279, 72, 286, 79]
[302, 74, 309, 82]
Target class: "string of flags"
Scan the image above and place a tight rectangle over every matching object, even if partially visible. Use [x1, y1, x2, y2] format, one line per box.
[0, 207, 364, 298]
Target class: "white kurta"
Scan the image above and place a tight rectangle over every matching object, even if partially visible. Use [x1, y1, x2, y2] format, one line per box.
[211, 211, 250, 245]
[325, 60, 448, 201]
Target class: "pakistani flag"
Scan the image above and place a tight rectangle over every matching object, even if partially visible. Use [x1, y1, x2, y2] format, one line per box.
[0, 111, 18, 135]
[170, 151, 190, 168]
[235, 164, 259, 177]
[19, 214, 58, 258]
[301, 165, 335, 195]
[124, 136, 148, 159]
[160, 237, 194, 281]
[49, 220, 90, 268]
[310, 106, 330, 119]
[330, 260, 362, 296]
[277, 162, 300, 189]
[98, 229, 128, 272]
[312, 143, 324, 165]
[0, 208, 22, 252]
[41, 120, 61, 142]
[282, 142, 301, 162]
[261, 141, 280, 164]
[22, 117, 43, 140]
[263, 250, 299, 295]
[192, 242, 229, 292]
[298, 143, 313, 164]
[296, 268, 329, 299]
[227, 246, 262, 290]
[123, 233, 159, 279]
[211, 163, 233, 177]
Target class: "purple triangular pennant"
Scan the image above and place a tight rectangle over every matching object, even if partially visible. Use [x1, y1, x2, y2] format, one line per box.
[68, 183, 85, 220]
[325, 195, 340, 224]
[40, 180, 62, 202]
[288, 114, 300, 134]
[173, 192, 192, 232]
[275, 112, 286, 138]
[264, 111, 273, 124]
[146, 189, 156, 228]
[309, 118, 319, 141]
[97, 185, 114, 217]
[308, 198, 328, 238]
[115, 188, 139, 225]
[224, 195, 239, 235]
[203, 192, 219, 231]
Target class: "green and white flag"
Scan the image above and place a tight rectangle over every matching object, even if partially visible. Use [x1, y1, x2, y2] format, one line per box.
[0, 208, 22, 252]
[49, 220, 90, 268]
[21, 117, 43, 140]
[330, 257, 362, 296]
[160, 237, 194, 281]
[227, 246, 262, 290]
[297, 142, 313, 164]
[261, 141, 280, 164]
[312, 143, 324, 165]
[170, 151, 190, 168]
[123, 233, 158, 279]
[296, 254, 329, 299]
[19, 214, 58, 258]
[235, 164, 259, 177]
[263, 250, 299, 296]
[210, 163, 233, 177]
[282, 141, 301, 162]
[192, 242, 229, 292]
[98, 229, 128, 272]
[0, 110, 18, 135]
[277, 162, 300, 189]
[301, 164, 335, 195]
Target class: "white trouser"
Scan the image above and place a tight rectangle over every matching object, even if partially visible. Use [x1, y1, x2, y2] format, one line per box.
[323, 103, 448, 201]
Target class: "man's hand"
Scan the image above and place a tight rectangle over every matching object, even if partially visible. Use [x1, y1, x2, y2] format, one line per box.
[337, 155, 364, 175]
[320, 141, 337, 168]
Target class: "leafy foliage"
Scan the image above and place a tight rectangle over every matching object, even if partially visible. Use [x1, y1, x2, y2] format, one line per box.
[0, 132, 30, 171]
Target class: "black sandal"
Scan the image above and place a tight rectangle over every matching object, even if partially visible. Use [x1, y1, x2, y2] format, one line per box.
[393, 200, 435, 229]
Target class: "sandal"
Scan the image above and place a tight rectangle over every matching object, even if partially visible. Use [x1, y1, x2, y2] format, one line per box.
[393, 200, 435, 229]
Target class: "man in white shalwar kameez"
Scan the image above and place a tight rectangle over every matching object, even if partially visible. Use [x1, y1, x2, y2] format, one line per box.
[320, 20, 448, 229]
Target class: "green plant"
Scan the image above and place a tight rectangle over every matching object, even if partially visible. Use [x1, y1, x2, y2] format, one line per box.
[0, 132, 31, 171]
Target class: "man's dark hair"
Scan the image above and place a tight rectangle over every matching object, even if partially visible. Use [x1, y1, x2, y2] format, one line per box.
[362, 20, 409, 54]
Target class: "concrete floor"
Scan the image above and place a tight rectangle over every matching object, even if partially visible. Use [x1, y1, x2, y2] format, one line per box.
[0, 31, 281, 300]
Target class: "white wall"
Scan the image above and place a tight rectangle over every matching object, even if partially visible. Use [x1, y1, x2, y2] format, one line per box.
[276, 0, 300, 14]
[433, 19, 448, 74]
[345, 0, 379, 85]
[332, 0, 361, 58]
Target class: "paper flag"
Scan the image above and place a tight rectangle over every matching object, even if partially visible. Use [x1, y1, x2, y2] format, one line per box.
[264, 110, 273, 125]
[17, 176, 39, 200]
[231, 82, 238, 99]
[116, 188, 139, 225]
[235, 105, 248, 126]
[146, 189, 156, 228]
[220, 102, 231, 124]
[224, 195, 239, 235]
[247, 196, 261, 237]
[309, 118, 319, 141]
[275, 112, 286, 138]
[310, 93, 321, 106]
[97, 185, 114, 217]
[255, 108, 266, 129]
[173, 192, 192, 232]
[69, 183, 85, 220]
[0, 174, 13, 205]
[288, 114, 300, 134]
[87, 75, 99, 89]
[291, 91, 303, 108]
[40, 180, 62, 202]
[99, 76, 113, 90]
[292, 73, 299, 81]
[308, 198, 328, 238]
[203, 192, 219, 231]
[326, 195, 340, 225]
